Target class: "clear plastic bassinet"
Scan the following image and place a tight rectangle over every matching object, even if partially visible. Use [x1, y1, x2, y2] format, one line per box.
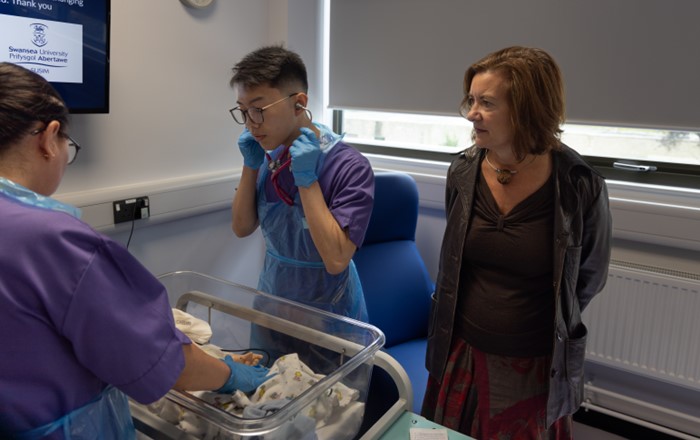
[129, 270, 385, 440]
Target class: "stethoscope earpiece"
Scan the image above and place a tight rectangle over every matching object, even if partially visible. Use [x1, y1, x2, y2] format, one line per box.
[295, 103, 313, 121]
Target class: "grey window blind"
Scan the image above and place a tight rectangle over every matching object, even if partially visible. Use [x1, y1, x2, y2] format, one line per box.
[329, 0, 700, 131]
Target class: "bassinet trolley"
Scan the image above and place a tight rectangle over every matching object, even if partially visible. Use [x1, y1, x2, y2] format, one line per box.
[129, 271, 411, 440]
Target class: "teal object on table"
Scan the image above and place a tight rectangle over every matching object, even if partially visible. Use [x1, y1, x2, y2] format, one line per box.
[378, 411, 474, 439]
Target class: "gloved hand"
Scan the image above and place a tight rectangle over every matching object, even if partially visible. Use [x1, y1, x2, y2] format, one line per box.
[290, 127, 321, 188]
[238, 129, 265, 170]
[217, 355, 272, 394]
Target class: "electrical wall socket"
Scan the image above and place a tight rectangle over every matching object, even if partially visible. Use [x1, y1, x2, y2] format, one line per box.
[112, 196, 150, 224]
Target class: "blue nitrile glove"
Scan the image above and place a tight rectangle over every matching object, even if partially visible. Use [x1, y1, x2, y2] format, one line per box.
[238, 129, 265, 170]
[290, 127, 321, 188]
[217, 355, 272, 394]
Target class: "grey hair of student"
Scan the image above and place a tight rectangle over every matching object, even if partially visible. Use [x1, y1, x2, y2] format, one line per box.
[0, 62, 69, 153]
[230, 45, 308, 94]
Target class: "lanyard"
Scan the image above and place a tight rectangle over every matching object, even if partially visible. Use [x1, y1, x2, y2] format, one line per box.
[266, 144, 294, 206]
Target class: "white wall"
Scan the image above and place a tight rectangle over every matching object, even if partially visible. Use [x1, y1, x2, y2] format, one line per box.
[58, 1, 267, 196]
[109, 209, 264, 289]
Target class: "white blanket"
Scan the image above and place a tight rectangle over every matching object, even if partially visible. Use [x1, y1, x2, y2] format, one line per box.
[148, 352, 364, 440]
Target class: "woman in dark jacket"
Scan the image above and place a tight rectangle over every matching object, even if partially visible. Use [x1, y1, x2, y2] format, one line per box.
[422, 46, 612, 439]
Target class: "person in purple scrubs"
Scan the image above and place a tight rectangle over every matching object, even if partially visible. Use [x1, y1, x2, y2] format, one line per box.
[0, 62, 271, 439]
[229, 45, 375, 368]
[230, 45, 374, 321]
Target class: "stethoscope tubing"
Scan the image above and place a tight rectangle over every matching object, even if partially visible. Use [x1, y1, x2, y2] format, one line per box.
[266, 145, 295, 206]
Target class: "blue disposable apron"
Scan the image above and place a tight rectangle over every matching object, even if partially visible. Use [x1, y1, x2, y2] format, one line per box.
[255, 124, 367, 321]
[0, 177, 81, 218]
[10, 386, 135, 440]
[251, 124, 367, 369]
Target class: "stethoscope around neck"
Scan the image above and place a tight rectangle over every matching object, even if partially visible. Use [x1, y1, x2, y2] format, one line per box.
[266, 144, 295, 206]
[264, 107, 316, 207]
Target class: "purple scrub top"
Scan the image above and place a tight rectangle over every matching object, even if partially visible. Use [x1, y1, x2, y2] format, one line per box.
[262, 140, 375, 248]
[0, 193, 190, 434]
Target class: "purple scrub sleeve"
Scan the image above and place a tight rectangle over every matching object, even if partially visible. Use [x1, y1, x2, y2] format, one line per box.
[63, 240, 191, 403]
[320, 142, 375, 248]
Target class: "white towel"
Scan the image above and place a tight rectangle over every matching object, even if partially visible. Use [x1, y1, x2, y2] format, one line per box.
[231, 353, 359, 424]
[172, 308, 212, 344]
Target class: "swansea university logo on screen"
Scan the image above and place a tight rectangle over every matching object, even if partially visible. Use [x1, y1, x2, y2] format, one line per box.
[0, 13, 82, 82]
[31, 22, 49, 47]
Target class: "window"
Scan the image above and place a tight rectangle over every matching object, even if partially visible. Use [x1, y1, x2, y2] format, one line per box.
[562, 125, 700, 166]
[340, 110, 469, 155]
[337, 110, 700, 188]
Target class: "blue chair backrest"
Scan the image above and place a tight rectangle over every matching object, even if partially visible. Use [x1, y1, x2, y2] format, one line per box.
[354, 172, 434, 347]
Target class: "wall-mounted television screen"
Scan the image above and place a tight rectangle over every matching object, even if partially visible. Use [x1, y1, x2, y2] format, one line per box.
[0, 0, 110, 114]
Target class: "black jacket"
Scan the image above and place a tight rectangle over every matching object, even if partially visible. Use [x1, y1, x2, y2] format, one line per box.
[425, 144, 612, 426]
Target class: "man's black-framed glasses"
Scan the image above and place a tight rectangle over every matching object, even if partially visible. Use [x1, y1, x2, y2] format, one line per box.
[31, 126, 82, 165]
[229, 93, 300, 125]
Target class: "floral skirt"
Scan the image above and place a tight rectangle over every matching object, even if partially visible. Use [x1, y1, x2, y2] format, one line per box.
[421, 338, 572, 440]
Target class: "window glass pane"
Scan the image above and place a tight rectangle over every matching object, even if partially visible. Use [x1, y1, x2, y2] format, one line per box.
[341, 110, 700, 166]
[561, 125, 700, 166]
[341, 110, 470, 154]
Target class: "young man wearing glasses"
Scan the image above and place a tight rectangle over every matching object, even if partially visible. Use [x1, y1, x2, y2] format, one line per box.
[229, 46, 375, 345]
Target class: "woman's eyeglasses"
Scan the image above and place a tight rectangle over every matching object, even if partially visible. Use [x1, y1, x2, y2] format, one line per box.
[31, 126, 82, 165]
[63, 134, 81, 165]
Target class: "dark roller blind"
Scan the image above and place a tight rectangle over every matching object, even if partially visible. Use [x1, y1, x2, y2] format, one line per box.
[329, 0, 700, 131]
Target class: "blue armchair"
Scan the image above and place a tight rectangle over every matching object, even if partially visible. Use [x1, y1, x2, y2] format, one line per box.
[353, 171, 435, 413]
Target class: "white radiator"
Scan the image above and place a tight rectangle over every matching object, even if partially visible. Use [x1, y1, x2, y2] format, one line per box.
[584, 261, 700, 388]
[582, 260, 700, 438]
